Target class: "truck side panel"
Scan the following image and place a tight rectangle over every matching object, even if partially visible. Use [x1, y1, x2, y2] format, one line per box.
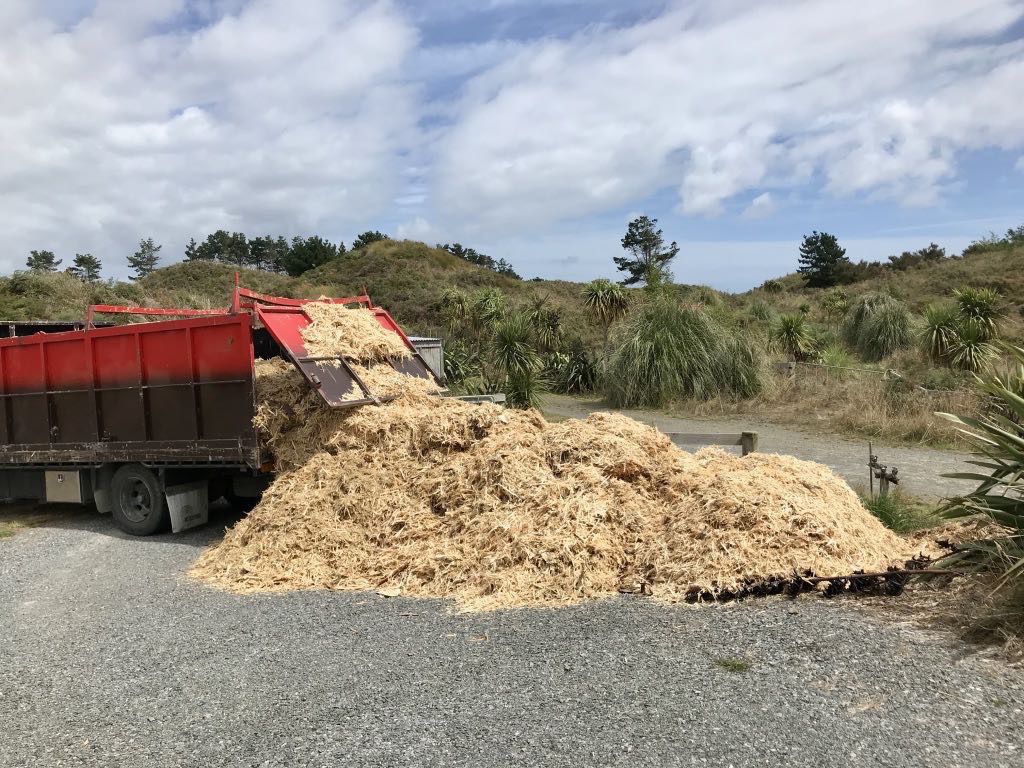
[0, 314, 260, 468]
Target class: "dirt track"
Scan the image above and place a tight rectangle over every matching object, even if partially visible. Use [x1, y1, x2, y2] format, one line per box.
[542, 395, 977, 500]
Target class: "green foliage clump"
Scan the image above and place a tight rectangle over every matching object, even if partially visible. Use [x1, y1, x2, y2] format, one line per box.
[953, 287, 1003, 341]
[797, 230, 850, 287]
[746, 300, 774, 326]
[437, 287, 547, 408]
[615, 215, 678, 287]
[760, 278, 783, 293]
[818, 344, 853, 369]
[770, 313, 814, 361]
[545, 338, 598, 395]
[604, 296, 765, 407]
[948, 320, 998, 374]
[843, 293, 913, 361]
[921, 303, 960, 363]
[938, 344, 1024, 637]
[860, 491, 936, 533]
[0, 271, 143, 321]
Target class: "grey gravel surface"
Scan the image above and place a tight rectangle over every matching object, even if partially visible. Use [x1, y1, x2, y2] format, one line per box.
[543, 394, 975, 500]
[2, 509, 1023, 767]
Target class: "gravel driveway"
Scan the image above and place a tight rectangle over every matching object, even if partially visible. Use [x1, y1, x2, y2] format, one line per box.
[2, 509, 1022, 768]
[543, 395, 977, 500]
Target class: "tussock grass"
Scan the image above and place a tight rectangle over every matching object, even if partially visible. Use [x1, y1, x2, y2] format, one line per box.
[604, 295, 765, 408]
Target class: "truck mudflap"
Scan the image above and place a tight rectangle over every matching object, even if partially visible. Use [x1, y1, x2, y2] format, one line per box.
[165, 480, 208, 533]
[254, 303, 438, 408]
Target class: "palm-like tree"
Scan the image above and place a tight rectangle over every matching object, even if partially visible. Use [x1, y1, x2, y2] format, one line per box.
[582, 279, 629, 373]
[921, 303, 959, 363]
[953, 287, 1003, 341]
[770, 314, 814, 362]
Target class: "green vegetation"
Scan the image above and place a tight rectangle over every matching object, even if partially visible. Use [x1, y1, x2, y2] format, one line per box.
[26, 249, 61, 272]
[127, 237, 162, 280]
[713, 657, 752, 673]
[7, 217, 1024, 441]
[605, 295, 764, 408]
[842, 293, 913, 361]
[770, 314, 814, 361]
[860, 491, 937, 533]
[614, 215, 679, 286]
[68, 253, 102, 282]
[797, 230, 849, 287]
[938, 344, 1024, 641]
[581, 279, 630, 373]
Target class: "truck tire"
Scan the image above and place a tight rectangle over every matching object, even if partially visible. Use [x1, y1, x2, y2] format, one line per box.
[111, 464, 168, 536]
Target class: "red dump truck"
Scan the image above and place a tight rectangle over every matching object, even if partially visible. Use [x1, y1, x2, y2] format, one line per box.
[0, 286, 439, 535]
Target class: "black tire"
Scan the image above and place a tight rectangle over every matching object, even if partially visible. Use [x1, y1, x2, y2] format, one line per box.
[111, 464, 168, 536]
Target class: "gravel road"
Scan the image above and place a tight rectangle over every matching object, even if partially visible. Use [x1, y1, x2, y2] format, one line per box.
[2, 509, 1023, 768]
[543, 395, 976, 500]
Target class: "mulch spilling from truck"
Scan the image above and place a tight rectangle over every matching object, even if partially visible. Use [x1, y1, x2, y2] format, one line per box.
[191, 303, 924, 612]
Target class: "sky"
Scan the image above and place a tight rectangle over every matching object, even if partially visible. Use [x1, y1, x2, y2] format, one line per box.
[1, 0, 1023, 290]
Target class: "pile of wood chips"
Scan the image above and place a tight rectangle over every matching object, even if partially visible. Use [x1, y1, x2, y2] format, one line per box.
[191, 305, 923, 612]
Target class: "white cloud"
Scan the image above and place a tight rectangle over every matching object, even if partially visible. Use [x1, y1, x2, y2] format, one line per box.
[434, 0, 1024, 231]
[742, 193, 776, 220]
[0, 0, 417, 275]
[395, 216, 438, 241]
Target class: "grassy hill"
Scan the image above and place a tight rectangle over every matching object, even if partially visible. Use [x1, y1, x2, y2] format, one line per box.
[4, 238, 1020, 343]
[0, 240, 596, 340]
[741, 245, 1024, 339]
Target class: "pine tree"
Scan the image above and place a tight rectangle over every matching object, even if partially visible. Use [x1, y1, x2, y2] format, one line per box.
[279, 236, 338, 276]
[127, 238, 162, 280]
[26, 249, 61, 272]
[614, 216, 678, 286]
[351, 230, 389, 250]
[797, 231, 849, 288]
[184, 237, 203, 261]
[68, 253, 102, 281]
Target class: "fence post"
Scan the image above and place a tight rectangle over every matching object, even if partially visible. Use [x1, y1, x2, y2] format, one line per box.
[740, 432, 758, 456]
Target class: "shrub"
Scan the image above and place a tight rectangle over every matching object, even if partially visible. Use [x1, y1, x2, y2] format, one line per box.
[748, 299, 774, 324]
[770, 314, 815, 361]
[818, 344, 853, 369]
[921, 303, 960, 363]
[953, 287, 1003, 341]
[605, 296, 765, 407]
[546, 338, 598, 394]
[948, 320, 998, 373]
[861, 491, 936, 533]
[761, 279, 783, 293]
[862, 302, 914, 361]
[843, 293, 913, 361]
[938, 344, 1024, 637]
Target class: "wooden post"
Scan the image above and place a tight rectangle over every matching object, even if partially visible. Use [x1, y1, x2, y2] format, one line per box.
[740, 431, 758, 456]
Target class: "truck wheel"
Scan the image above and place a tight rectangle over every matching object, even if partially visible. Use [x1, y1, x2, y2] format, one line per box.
[111, 464, 168, 536]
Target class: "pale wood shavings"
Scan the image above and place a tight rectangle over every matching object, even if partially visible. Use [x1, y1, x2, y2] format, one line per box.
[195, 308, 918, 612]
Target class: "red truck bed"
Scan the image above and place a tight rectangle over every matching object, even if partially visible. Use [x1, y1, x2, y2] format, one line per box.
[0, 313, 260, 468]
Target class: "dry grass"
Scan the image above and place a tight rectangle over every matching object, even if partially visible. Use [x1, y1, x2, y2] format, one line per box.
[677, 369, 978, 448]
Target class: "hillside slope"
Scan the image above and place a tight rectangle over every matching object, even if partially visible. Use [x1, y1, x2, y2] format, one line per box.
[304, 239, 592, 337]
[751, 246, 1024, 319]
[0, 241, 593, 339]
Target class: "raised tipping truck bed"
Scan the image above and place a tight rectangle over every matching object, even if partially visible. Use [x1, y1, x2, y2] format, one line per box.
[0, 285, 439, 535]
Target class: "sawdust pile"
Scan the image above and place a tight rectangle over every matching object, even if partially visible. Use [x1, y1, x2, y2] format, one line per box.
[300, 302, 410, 362]
[193, 330, 920, 611]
